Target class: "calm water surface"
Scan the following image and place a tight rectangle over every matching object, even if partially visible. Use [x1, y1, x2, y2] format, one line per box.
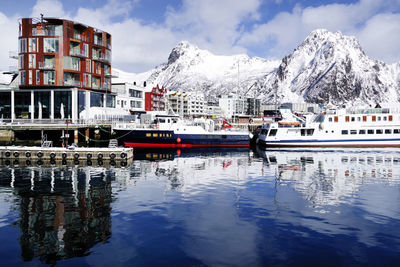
[0, 148, 400, 266]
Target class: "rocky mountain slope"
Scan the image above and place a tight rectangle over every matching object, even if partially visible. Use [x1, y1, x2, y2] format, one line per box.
[114, 29, 400, 106]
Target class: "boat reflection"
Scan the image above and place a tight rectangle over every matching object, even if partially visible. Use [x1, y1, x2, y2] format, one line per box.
[256, 147, 400, 207]
[0, 167, 113, 264]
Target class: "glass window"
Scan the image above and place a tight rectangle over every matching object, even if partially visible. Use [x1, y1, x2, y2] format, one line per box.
[385, 129, 392, 134]
[19, 38, 27, 53]
[368, 129, 374, 134]
[85, 59, 91, 72]
[28, 54, 36, 68]
[78, 90, 86, 118]
[54, 91, 72, 119]
[92, 76, 101, 89]
[106, 95, 115, 108]
[269, 129, 277, 136]
[376, 129, 383, 134]
[18, 54, 24, 69]
[378, 117, 381, 121]
[342, 130, 348, 135]
[0, 92, 11, 119]
[90, 92, 104, 107]
[83, 43, 89, 57]
[15, 92, 31, 119]
[83, 73, 91, 88]
[63, 56, 80, 71]
[64, 72, 80, 86]
[350, 130, 357, 135]
[359, 130, 366, 134]
[28, 38, 37, 52]
[351, 117, 355, 122]
[36, 70, 40, 84]
[28, 70, 32, 85]
[383, 116, 387, 121]
[19, 70, 25, 85]
[43, 38, 59, 52]
[43, 71, 55, 85]
[34, 91, 50, 119]
[394, 129, 400, 134]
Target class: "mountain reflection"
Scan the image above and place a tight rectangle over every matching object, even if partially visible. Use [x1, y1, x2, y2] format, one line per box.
[256, 148, 400, 207]
[0, 168, 112, 264]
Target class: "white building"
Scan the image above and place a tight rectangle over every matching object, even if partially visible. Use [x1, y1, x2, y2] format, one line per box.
[167, 91, 207, 117]
[112, 82, 146, 114]
[218, 94, 246, 118]
[187, 92, 206, 117]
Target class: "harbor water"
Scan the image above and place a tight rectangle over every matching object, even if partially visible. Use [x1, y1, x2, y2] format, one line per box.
[0, 147, 400, 266]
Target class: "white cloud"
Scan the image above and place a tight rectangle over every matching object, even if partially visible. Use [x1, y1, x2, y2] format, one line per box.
[0, 13, 19, 72]
[238, 0, 400, 64]
[31, 0, 69, 18]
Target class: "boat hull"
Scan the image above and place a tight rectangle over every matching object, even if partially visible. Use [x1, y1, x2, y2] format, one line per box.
[114, 129, 250, 148]
[257, 138, 400, 148]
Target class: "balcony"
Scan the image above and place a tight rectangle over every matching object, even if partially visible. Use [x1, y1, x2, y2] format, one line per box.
[63, 80, 82, 87]
[38, 62, 55, 70]
[92, 54, 111, 63]
[101, 83, 111, 90]
[105, 70, 119, 78]
[70, 49, 87, 58]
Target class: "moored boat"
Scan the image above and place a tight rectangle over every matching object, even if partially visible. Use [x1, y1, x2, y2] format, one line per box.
[257, 106, 400, 148]
[113, 115, 251, 148]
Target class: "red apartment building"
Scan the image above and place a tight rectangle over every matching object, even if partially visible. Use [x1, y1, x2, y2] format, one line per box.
[144, 84, 167, 111]
[5, 17, 115, 122]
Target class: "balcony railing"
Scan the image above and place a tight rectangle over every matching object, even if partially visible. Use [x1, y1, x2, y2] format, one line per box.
[38, 62, 55, 70]
[105, 70, 119, 78]
[70, 49, 87, 58]
[63, 80, 82, 87]
[92, 54, 111, 63]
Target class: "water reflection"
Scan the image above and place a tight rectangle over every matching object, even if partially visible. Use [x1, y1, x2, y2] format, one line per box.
[256, 148, 400, 207]
[0, 167, 113, 264]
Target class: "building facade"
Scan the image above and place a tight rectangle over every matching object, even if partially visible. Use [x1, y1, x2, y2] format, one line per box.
[1, 17, 116, 122]
[145, 85, 167, 112]
[112, 82, 146, 114]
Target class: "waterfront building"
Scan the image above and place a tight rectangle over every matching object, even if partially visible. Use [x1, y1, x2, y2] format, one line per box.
[167, 91, 189, 116]
[145, 84, 167, 111]
[0, 17, 116, 123]
[219, 94, 260, 119]
[112, 82, 146, 115]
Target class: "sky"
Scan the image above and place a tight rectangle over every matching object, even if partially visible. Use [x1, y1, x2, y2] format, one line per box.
[0, 0, 399, 73]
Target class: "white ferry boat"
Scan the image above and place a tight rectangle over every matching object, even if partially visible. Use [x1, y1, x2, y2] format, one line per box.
[257, 106, 400, 148]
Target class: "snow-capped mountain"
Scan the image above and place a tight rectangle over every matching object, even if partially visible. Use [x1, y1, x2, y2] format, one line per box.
[114, 29, 400, 106]
[264, 29, 400, 106]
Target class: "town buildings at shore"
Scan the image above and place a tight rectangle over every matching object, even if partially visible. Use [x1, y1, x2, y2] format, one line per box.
[0, 17, 262, 124]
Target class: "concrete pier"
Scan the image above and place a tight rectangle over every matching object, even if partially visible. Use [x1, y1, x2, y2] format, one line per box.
[0, 146, 133, 160]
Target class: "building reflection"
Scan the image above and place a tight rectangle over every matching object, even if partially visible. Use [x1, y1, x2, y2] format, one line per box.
[3, 167, 112, 264]
[256, 148, 400, 206]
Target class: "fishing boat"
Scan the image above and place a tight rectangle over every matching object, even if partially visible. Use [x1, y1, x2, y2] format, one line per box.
[257, 106, 400, 148]
[113, 115, 251, 148]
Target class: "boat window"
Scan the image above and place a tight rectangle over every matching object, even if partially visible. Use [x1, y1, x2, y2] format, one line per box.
[378, 117, 381, 121]
[385, 129, 392, 134]
[334, 116, 338, 122]
[383, 116, 387, 121]
[376, 129, 383, 134]
[363, 116, 367, 122]
[269, 129, 277, 136]
[153, 133, 158, 137]
[342, 130, 348, 135]
[372, 116, 376, 122]
[357, 117, 361, 121]
[351, 117, 355, 122]
[261, 129, 268, 135]
[159, 119, 166, 123]
[301, 129, 305, 136]
[389, 115, 393, 121]
[359, 130, 366, 134]
[350, 130, 357, 135]
[329, 117, 333, 122]
[168, 119, 170, 123]
[146, 133, 151, 137]
[306, 129, 314, 136]
[368, 129, 374, 134]
[394, 129, 400, 134]
[345, 116, 350, 122]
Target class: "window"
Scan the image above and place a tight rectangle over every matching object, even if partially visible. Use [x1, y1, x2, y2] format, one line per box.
[83, 43, 89, 57]
[363, 116, 367, 122]
[85, 59, 91, 72]
[306, 129, 314, 136]
[342, 130, 348, 135]
[28, 70, 32, 84]
[83, 73, 91, 87]
[43, 71, 55, 85]
[28, 38, 37, 52]
[106, 95, 115, 108]
[378, 116, 381, 121]
[18, 54, 24, 69]
[153, 133, 158, 137]
[385, 129, 392, 134]
[376, 129, 383, 134]
[43, 38, 59, 52]
[19, 38, 27, 53]
[351, 117, 355, 122]
[146, 133, 151, 137]
[372, 116, 376, 122]
[389, 115, 393, 121]
[350, 130, 357, 135]
[368, 129, 374, 134]
[269, 129, 277, 136]
[19, 70, 25, 85]
[28, 54, 36, 68]
[90, 92, 104, 107]
[78, 90, 85, 118]
[345, 116, 349, 122]
[359, 130, 366, 134]
[394, 129, 400, 134]
[36, 70, 40, 84]
[64, 56, 80, 71]
[334, 116, 338, 122]
[383, 116, 387, 121]
[357, 117, 361, 121]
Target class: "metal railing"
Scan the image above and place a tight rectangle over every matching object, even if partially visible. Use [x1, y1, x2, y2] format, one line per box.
[38, 62, 55, 70]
